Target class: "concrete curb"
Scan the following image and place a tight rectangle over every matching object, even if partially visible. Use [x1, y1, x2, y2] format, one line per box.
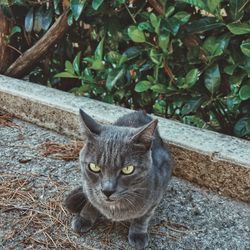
[0, 75, 249, 202]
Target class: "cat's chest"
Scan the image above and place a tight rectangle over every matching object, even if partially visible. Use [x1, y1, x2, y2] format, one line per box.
[98, 203, 142, 221]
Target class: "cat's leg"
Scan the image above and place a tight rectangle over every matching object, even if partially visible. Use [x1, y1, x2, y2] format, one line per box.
[71, 201, 99, 233]
[64, 186, 87, 213]
[128, 208, 155, 250]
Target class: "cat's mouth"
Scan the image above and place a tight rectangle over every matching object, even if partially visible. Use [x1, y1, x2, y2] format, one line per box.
[105, 198, 115, 202]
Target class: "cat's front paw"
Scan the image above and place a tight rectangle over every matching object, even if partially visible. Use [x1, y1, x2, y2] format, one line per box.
[71, 215, 93, 233]
[64, 187, 86, 214]
[128, 232, 149, 250]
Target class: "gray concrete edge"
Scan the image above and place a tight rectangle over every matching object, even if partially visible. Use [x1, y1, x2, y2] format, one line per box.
[0, 74, 249, 168]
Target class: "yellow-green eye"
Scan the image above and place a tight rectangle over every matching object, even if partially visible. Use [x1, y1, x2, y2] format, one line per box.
[88, 163, 101, 173]
[121, 165, 135, 175]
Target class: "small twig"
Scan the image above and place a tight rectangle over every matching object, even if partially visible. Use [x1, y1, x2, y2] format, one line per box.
[7, 44, 22, 55]
[44, 231, 58, 248]
[150, 230, 178, 240]
[124, 3, 137, 23]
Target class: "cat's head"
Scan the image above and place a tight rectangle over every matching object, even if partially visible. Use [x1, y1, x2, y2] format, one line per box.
[79, 109, 157, 207]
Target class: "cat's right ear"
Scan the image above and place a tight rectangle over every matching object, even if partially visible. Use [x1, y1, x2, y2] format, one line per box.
[79, 109, 102, 138]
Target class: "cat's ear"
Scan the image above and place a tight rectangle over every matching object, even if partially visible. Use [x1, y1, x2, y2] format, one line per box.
[131, 119, 158, 150]
[79, 109, 102, 138]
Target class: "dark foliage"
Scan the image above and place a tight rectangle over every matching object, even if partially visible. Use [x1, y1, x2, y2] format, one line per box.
[1, 0, 250, 137]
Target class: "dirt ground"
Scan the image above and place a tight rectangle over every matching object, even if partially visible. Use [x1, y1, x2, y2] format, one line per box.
[0, 116, 250, 250]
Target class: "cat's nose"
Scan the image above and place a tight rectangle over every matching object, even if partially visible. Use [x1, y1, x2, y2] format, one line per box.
[101, 180, 116, 198]
[101, 189, 115, 198]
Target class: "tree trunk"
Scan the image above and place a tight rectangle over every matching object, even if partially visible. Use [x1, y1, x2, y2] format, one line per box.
[5, 10, 69, 78]
[0, 9, 13, 73]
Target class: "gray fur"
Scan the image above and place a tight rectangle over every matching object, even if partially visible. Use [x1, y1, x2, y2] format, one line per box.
[65, 110, 173, 249]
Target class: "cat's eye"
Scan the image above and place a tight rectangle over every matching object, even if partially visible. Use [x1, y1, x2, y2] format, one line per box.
[88, 163, 101, 173]
[121, 165, 135, 175]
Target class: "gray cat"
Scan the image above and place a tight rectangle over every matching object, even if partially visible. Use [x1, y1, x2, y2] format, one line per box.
[64, 109, 173, 249]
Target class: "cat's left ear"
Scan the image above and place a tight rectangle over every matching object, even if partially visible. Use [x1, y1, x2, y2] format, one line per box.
[79, 109, 102, 138]
[131, 119, 158, 150]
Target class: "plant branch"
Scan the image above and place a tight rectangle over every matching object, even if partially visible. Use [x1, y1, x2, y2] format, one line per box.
[5, 10, 69, 78]
[148, 0, 164, 16]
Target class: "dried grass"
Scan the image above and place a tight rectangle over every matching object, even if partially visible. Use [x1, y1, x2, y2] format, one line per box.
[0, 113, 18, 127]
[39, 140, 84, 161]
[0, 172, 98, 250]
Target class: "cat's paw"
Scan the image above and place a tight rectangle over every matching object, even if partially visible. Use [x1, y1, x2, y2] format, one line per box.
[71, 215, 93, 233]
[128, 232, 149, 250]
[64, 187, 87, 214]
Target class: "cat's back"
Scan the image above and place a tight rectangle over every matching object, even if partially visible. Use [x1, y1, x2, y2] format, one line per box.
[114, 110, 162, 144]
[114, 110, 154, 128]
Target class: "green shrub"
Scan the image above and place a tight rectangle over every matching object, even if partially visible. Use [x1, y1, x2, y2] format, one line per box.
[2, 0, 250, 137]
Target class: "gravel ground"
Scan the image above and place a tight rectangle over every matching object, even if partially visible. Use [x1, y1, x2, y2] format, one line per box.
[0, 118, 249, 250]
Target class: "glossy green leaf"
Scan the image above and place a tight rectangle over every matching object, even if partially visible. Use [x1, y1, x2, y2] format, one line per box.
[177, 0, 221, 14]
[33, 8, 43, 32]
[165, 6, 175, 18]
[163, 17, 181, 36]
[207, 0, 221, 13]
[91, 59, 104, 70]
[54, 72, 78, 78]
[67, 12, 74, 26]
[177, 0, 207, 11]
[70, 84, 92, 95]
[239, 58, 250, 75]
[65, 60, 74, 74]
[135, 81, 151, 92]
[41, 9, 53, 30]
[183, 68, 200, 88]
[95, 38, 105, 60]
[150, 13, 158, 29]
[186, 17, 224, 33]
[202, 35, 230, 59]
[71, 0, 86, 20]
[53, 0, 60, 15]
[106, 69, 124, 90]
[204, 64, 221, 94]
[147, 75, 155, 83]
[82, 68, 94, 82]
[240, 39, 250, 57]
[128, 26, 146, 43]
[73, 52, 81, 74]
[150, 13, 161, 34]
[224, 64, 237, 75]
[239, 84, 250, 100]
[181, 97, 203, 115]
[92, 0, 104, 10]
[182, 115, 206, 128]
[10, 26, 21, 35]
[229, 0, 245, 21]
[229, 72, 247, 92]
[106, 51, 122, 64]
[234, 117, 250, 137]
[173, 11, 191, 24]
[227, 23, 250, 35]
[149, 49, 162, 65]
[138, 22, 154, 32]
[150, 84, 168, 93]
[154, 100, 166, 113]
[113, 0, 126, 7]
[25, 7, 34, 32]
[123, 46, 141, 60]
[114, 89, 125, 99]
[158, 34, 170, 54]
